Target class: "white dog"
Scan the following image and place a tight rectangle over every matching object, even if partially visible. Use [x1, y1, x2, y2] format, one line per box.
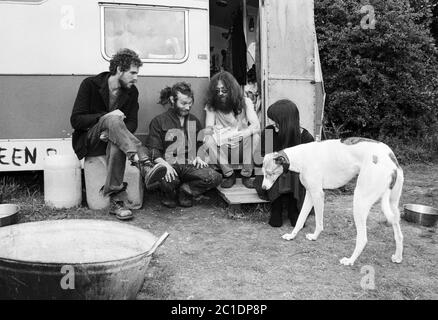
[261, 137, 404, 266]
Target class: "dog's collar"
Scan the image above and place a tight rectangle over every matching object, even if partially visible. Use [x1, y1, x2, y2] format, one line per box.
[277, 150, 290, 173]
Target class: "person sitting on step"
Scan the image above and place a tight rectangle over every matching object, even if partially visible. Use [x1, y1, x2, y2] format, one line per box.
[253, 99, 314, 227]
[202, 71, 260, 189]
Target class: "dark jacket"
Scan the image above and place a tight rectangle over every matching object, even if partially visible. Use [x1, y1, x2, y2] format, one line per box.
[146, 108, 203, 164]
[70, 72, 139, 159]
[254, 126, 314, 207]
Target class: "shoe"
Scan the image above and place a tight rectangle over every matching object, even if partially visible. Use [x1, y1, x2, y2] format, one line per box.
[161, 190, 177, 208]
[269, 199, 283, 227]
[109, 200, 133, 220]
[142, 162, 167, 190]
[242, 176, 255, 189]
[178, 186, 193, 207]
[220, 172, 236, 188]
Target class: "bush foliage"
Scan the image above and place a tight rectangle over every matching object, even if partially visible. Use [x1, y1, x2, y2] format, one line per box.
[315, 0, 438, 142]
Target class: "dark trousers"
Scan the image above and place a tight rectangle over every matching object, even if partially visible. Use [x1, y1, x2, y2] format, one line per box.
[271, 194, 300, 226]
[86, 114, 148, 199]
[159, 164, 222, 196]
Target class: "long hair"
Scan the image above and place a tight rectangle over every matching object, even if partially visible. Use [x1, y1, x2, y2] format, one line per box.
[267, 99, 301, 149]
[206, 71, 245, 116]
[158, 82, 194, 106]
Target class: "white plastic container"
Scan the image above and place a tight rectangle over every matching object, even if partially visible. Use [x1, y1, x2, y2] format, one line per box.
[84, 156, 111, 210]
[44, 150, 82, 209]
[124, 162, 144, 210]
[84, 156, 144, 210]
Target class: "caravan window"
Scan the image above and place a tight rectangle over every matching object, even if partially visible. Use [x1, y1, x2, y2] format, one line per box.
[101, 5, 188, 63]
[0, 0, 46, 3]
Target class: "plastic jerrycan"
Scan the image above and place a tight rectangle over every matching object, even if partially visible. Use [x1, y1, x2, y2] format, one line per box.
[44, 148, 82, 209]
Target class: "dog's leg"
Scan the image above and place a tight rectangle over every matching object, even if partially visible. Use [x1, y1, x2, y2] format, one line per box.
[340, 163, 386, 266]
[339, 192, 373, 266]
[282, 191, 313, 240]
[389, 170, 404, 263]
[305, 189, 325, 241]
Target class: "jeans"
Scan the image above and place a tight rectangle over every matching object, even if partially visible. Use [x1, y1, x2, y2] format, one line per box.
[201, 133, 260, 177]
[159, 164, 222, 196]
[86, 114, 148, 199]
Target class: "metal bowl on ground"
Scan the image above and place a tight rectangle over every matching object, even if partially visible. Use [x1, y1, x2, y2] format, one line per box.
[403, 204, 438, 227]
[0, 204, 19, 227]
[0, 219, 169, 299]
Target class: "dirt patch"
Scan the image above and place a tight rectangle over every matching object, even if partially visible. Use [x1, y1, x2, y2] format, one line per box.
[10, 163, 438, 299]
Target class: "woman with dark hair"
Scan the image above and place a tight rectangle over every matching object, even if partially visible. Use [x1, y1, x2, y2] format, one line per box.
[203, 71, 260, 188]
[254, 99, 314, 227]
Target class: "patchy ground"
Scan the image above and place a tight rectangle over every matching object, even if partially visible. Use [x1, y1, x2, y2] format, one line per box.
[6, 163, 438, 300]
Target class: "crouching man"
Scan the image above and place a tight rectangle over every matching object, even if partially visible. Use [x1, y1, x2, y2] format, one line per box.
[146, 82, 222, 208]
[70, 48, 166, 220]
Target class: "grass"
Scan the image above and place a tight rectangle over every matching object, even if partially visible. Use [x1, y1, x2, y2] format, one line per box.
[1, 163, 437, 300]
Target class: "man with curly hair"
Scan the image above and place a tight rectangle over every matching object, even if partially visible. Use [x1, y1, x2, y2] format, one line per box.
[71, 48, 166, 220]
[203, 71, 260, 189]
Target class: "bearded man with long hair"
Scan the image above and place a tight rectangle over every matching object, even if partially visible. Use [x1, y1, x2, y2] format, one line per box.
[202, 71, 260, 188]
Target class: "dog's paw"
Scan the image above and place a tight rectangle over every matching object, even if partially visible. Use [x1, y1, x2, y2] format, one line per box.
[305, 233, 318, 241]
[339, 257, 354, 266]
[391, 254, 402, 264]
[282, 233, 295, 241]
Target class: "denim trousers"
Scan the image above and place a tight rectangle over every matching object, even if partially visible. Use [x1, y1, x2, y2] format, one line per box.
[159, 164, 222, 196]
[86, 114, 148, 200]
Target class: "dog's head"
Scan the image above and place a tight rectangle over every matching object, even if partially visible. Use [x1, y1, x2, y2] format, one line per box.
[261, 152, 290, 190]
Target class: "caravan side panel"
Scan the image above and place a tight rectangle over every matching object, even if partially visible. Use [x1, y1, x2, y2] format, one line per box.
[262, 0, 316, 135]
[0, 0, 210, 172]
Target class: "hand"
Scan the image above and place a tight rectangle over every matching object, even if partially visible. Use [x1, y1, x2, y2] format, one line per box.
[227, 132, 244, 146]
[163, 162, 178, 182]
[107, 109, 126, 119]
[99, 130, 109, 142]
[192, 157, 208, 169]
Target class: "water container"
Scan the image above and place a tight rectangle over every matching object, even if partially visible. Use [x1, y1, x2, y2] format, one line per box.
[84, 156, 110, 210]
[84, 156, 144, 210]
[44, 149, 82, 209]
[124, 162, 144, 210]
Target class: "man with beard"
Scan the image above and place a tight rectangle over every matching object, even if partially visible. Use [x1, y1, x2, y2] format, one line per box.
[203, 71, 260, 188]
[71, 48, 166, 220]
[146, 82, 222, 208]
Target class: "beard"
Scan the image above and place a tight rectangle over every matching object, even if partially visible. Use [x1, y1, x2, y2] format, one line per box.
[119, 78, 134, 89]
[213, 95, 233, 113]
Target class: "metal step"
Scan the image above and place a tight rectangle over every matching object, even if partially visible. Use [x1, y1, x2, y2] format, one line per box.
[216, 178, 268, 205]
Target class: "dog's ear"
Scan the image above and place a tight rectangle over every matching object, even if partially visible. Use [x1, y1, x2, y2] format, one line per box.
[274, 156, 286, 165]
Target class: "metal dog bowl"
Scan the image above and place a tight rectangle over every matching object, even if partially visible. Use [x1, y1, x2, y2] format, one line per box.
[0, 204, 19, 227]
[0, 219, 169, 299]
[403, 204, 438, 227]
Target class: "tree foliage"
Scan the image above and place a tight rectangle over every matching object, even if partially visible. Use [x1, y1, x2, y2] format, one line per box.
[315, 0, 438, 139]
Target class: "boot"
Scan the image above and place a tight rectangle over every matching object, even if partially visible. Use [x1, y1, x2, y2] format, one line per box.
[269, 198, 283, 227]
[161, 190, 177, 208]
[287, 196, 305, 227]
[178, 185, 193, 207]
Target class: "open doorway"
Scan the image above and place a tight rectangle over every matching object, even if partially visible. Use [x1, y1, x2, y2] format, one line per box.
[209, 0, 261, 119]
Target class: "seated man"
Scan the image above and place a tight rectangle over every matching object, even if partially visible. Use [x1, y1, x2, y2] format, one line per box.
[70, 48, 166, 220]
[146, 82, 222, 208]
[202, 71, 260, 189]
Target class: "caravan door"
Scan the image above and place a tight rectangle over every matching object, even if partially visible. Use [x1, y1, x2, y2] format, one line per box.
[259, 0, 321, 137]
